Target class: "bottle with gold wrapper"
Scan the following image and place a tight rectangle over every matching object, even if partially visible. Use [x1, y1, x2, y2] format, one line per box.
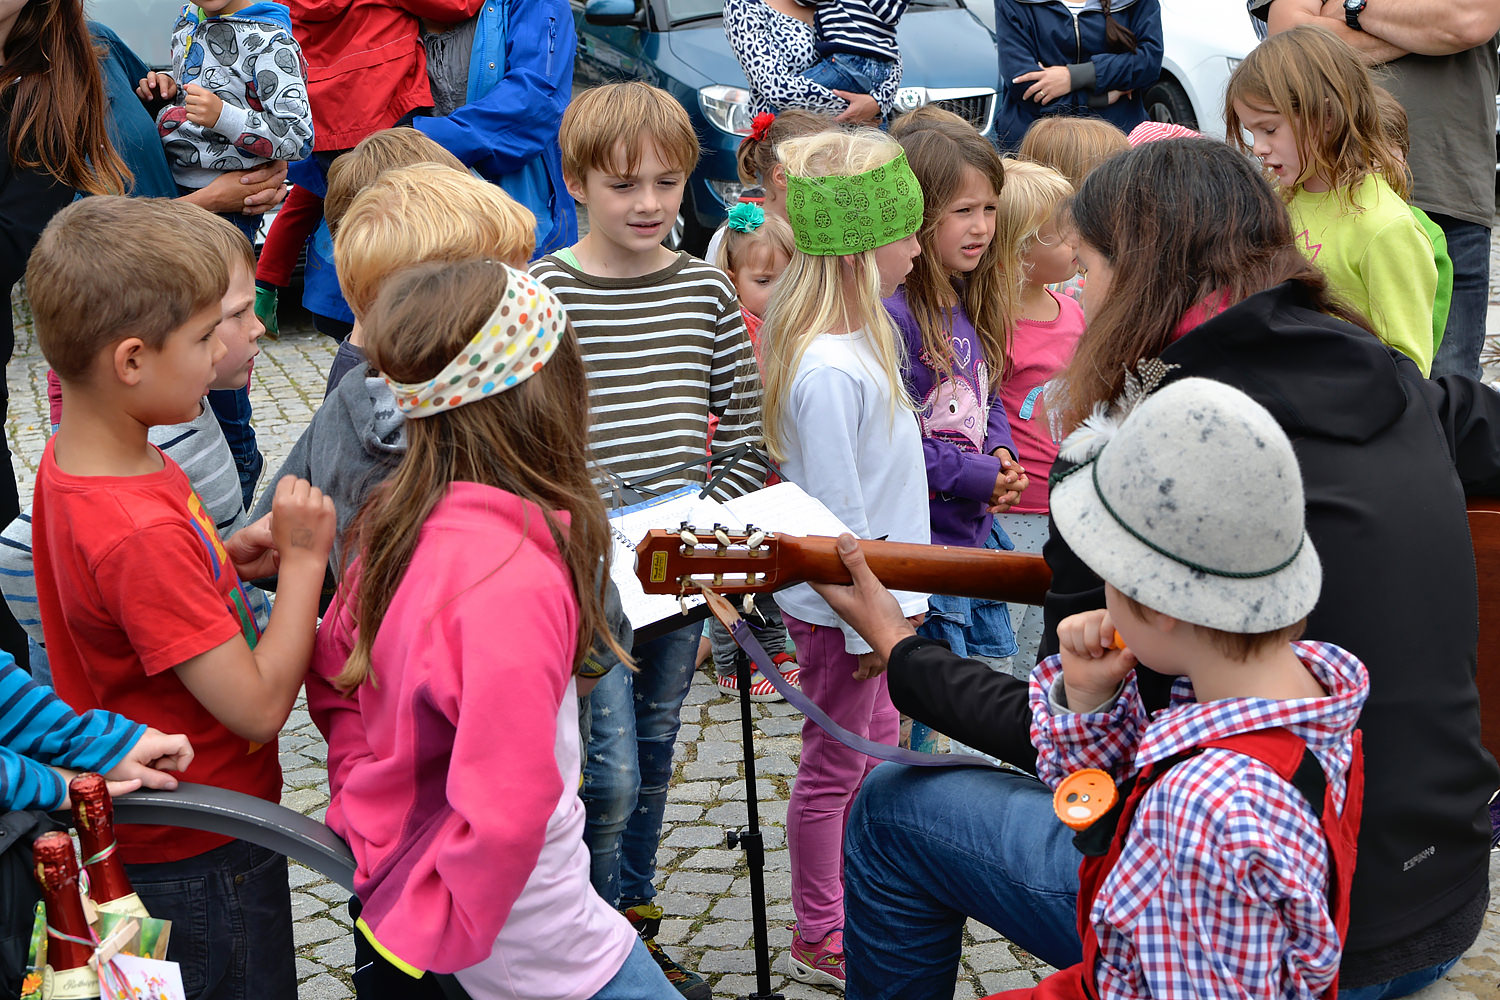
[68, 772, 148, 919]
[31, 830, 99, 998]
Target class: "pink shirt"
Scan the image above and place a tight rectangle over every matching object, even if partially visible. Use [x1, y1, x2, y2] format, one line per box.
[307, 484, 635, 992]
[999, 291, 1086, 514]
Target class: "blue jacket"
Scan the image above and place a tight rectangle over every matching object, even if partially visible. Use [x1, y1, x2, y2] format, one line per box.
[414, 0, 578, 257]
[993, 0, 1163, 149]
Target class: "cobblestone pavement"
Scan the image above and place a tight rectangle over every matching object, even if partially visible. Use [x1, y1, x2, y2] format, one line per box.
[6, 284, 1498, 997]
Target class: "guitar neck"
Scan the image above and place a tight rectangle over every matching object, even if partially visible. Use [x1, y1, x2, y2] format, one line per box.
[781, 536, 1051, 606]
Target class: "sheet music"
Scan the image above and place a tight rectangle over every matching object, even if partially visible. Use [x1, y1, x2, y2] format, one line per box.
[607, 483, 853, 632]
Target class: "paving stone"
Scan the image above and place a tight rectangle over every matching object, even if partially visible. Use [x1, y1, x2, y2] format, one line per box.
[782, 983, 840, 999]
[312, 935, 355, 969]
[293, 917, 344, 947]
[731, 869, 792, 898]
[755, 717, 803, 737]
[978, 970, 1040, 992]
[298, 973, 353, 1000]
[676, 723, 702, 743]
[664, 870, 736, 895]
[682, 848, 744, 870]
[683, 759, 741, 781]
[295, 957, 323, 980]
[690, 919, 753, 949]
[664, 825, 732, 848]
[280, 788, 328, 814]
[662, 804, 704, 823]
[697, 949, 758, 974]
[284, 766, 329, 788]
[653, 891, 713, 918]
[966, 918, 1002, 943]
[290, 891, 328, 920]
[287, 863, 321, 889]
[308, 881, 352, 904]
[671, 781, 720, 802]
[952, 982, 978, 1000]
[707, 701, 746, 722]
[964, 941, 1023, 973]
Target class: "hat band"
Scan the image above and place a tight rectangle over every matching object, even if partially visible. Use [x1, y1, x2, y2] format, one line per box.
[1088, 460, 1303, 580]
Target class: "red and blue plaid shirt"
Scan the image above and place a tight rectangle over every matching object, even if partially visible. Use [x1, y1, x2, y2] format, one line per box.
[1030, 641, 1369, 1000]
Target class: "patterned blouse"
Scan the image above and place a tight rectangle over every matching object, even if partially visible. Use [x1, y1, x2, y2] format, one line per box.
[723, 0, 902, 118]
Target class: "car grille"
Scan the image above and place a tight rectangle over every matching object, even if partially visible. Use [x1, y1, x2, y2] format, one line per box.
[932, 93, 995, 134]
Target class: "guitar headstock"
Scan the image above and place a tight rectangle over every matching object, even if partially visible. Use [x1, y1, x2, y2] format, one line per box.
[634, 522, 789, 595]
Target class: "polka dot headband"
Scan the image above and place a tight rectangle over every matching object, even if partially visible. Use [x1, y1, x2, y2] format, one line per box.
[385, 264, 567, 417]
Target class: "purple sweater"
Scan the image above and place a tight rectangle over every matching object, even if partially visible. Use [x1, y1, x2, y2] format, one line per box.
[887, 288, 1017, 548]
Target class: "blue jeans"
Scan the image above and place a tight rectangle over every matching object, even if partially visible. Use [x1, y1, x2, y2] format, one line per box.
[845, 763, 1081, 999]
[582, 625, 700, 908]
[125, 838, 295, 1000]
[1340, 959, 1462, 1000]
[588, 937, 680, 999]
[1428, 213, 1490, 380]
[207, 385, 263, 512]
[801, 52, 896, 102]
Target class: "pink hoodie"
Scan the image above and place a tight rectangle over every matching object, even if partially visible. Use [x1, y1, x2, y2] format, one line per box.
[307, 483, 634, 994]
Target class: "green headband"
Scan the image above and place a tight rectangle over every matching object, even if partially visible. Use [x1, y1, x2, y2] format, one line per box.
[784, 151, 924, 256]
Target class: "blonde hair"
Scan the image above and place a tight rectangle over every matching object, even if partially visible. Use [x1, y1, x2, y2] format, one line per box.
[334, 163, 537, 320]
[1018, 117, 1129, 188]
[197, 209, 256, 275]
[560, 82, 699, 181]
[996, 159, 1075, 288]
[895, 113, 1016, 392]
[27, 197, 227, 380]
[1225, 24, 1409, 201]
[1372, 85, 1409, 161]
[325, 127, 468, 230]
[759, 129, 915, 463]
[715, 213, 795, 273]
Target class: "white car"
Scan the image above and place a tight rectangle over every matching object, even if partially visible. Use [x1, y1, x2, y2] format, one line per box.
[963, 0, 1261, 140]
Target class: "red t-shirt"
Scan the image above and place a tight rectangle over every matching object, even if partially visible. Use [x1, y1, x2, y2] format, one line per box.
[32, 439, 280, 863]
[999, 291, 1087, 515]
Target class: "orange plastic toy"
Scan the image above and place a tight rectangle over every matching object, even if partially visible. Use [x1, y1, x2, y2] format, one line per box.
[1053, 768, 1118, 830]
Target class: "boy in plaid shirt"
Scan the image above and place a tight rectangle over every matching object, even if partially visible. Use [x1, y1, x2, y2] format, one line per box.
[1003, 377, 1367, 1000]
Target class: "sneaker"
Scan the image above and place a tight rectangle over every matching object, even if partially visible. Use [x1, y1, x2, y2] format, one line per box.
[716, 654, 800, 702]
[623, 904, 711, 1000]
[788, 926, 845, 991]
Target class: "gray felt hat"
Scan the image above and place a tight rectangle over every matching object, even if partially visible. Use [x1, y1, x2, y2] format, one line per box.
[1050, 377, 1321, 633]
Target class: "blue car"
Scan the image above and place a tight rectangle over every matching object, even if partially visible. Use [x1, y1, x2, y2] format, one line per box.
[573, 0, 1001, 252]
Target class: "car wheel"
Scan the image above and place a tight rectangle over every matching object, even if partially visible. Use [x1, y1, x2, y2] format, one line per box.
[665, 186, 712, 257]
[1144, 76, 1197, 130]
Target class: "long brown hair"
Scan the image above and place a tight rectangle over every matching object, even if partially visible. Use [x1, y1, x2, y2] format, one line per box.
[1099, 0, 1138, 53]
[892, 111, 1015, 392]
[336, 259, 627, 692]
[1054, 138, 1374, 432]
[1224, 24, 1408, 202]
[1, 0, 129, 194]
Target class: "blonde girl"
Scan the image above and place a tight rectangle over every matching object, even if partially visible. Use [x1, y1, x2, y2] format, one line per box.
[759, 127, 927, 989]
[1016, 115, 1129, 189]
[716, 202, 796, 357]
[885, 111, 1026, 699]
[993, 158, 1084, 673]
[305, 259, 674, 999]
[1226, 24, 1438, 374]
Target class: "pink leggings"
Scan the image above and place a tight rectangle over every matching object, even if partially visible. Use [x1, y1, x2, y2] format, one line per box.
[783, 613, 900, 941]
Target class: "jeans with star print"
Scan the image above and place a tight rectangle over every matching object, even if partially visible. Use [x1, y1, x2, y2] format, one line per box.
[580, 624, 700, 908]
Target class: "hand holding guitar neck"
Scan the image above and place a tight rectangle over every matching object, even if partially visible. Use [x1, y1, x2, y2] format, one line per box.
[813, 534, 919, 669]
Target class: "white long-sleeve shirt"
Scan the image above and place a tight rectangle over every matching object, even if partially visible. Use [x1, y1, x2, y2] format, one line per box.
[772, 330, 930, 652]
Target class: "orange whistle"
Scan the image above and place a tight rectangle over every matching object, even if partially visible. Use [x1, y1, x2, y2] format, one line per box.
[1053, 769, 1118, 830]
[1108, 629, 1124, 650]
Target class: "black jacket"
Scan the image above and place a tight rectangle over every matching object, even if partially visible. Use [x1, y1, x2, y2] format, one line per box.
[888, 282, 1500, 984]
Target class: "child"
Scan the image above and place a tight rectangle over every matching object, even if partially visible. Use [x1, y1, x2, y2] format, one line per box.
[306, 258, 674, 999]
[994, 159, 1083, 674]
[320, 128, 469, 397]
[23, 196, 335, 998]
[1008, 376, 1366, 998]
[707, 202, 799, 700]
[885, 111, 1026, 704]
[3, 213, 274, 682]
[796, 0, 906, 113]
[1372, 85, 1455, 359]
[252, 162, 538, 571]
[1016, 116, 1127, 302]
[758, 127, 929, 987]
[1226, 24, 1438, 374]
[136, 0, 314, 240]
[531, 81, 766, 999]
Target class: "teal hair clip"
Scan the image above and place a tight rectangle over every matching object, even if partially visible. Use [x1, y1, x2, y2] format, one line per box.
[726, 202, 766, 233]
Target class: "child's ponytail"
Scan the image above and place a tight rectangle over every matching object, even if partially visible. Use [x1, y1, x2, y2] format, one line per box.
[1100, 0, 1138, 53]
[736, 108, 839, 187]
[337, 259, 629, 692]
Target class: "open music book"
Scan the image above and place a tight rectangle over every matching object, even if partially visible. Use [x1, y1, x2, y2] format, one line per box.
[608, 482, 852, 631]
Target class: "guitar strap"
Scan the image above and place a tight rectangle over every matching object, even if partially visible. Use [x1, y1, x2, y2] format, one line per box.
[726, 615, 1015, 771]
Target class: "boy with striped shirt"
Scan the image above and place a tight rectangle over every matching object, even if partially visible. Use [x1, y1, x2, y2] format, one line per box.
[531, 81, 767, 999]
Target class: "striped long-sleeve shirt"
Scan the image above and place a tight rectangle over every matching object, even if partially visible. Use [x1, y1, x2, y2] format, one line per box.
[799, 0, 907, 62]
[0, 656, 144, 810]
[531, 252, 768, 500]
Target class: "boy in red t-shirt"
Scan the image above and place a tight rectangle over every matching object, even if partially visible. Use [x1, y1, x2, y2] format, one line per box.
[24, 196, 336, 998]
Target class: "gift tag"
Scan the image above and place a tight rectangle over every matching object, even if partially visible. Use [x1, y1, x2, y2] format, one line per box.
[98, 954, 185, 999]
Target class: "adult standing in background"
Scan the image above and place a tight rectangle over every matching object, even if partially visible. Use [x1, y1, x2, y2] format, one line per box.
[0, 0, 131, 673]
[993, 0, 1163, 150]
[1255, 1, 1500, 380]
[724, 0, 895, 124]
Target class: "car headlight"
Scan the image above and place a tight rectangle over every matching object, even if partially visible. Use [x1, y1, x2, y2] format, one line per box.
[707, 178, 750, 207]
[1226, 57, 1243, 74]
[699, 86, 755, 136]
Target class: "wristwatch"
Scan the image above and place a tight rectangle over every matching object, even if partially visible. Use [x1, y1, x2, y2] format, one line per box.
[1344, 0, 1366, 31]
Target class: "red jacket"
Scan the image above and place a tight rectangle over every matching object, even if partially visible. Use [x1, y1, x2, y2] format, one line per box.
[289, 0, 480, 151]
